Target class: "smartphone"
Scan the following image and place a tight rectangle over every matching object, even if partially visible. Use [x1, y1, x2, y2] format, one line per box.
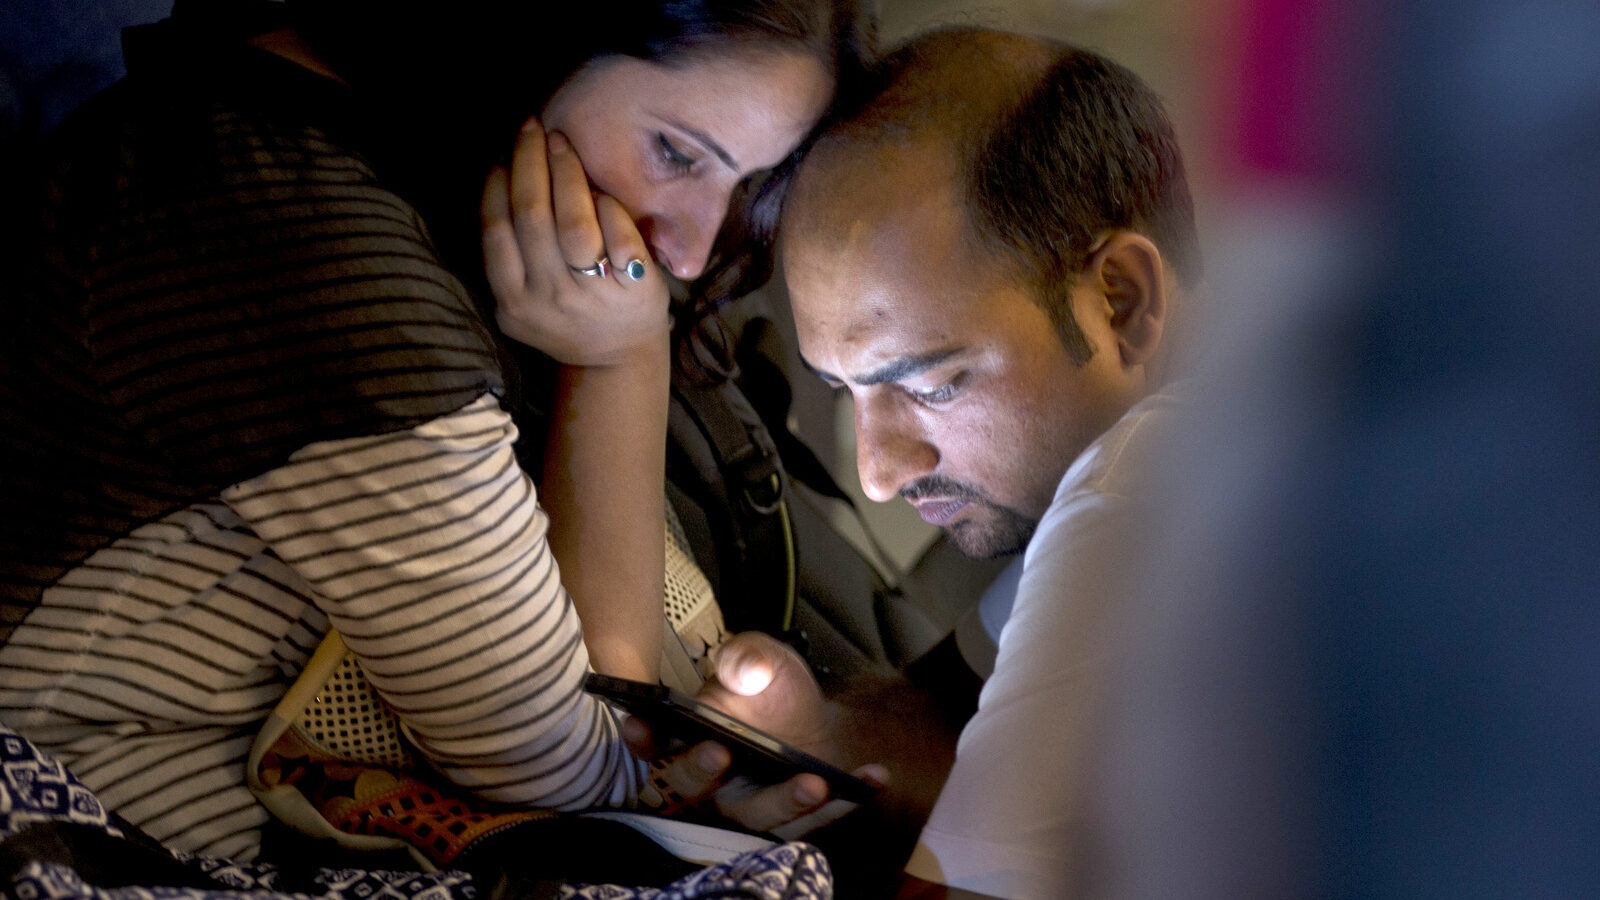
[584, 672, 878, 804]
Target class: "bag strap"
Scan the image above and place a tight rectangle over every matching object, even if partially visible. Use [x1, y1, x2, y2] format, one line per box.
[668, 373, 797, 637]
[733, 318, 905, 584]
[731, 317, 854, 509]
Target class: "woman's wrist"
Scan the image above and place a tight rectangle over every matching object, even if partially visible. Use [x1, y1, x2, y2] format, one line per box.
[552, 323, 671, 372]
[586, 637, 659, 684]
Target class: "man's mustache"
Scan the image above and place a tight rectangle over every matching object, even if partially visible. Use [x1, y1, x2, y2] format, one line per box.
[898, 475, 992, 505]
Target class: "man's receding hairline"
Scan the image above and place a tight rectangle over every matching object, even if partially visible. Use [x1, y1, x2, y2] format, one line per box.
[786, 28, 1061, 241]
[825, 29, 1059, 160]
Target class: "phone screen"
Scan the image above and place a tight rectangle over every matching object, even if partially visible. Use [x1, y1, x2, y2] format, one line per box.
[584, 673, 877, 804]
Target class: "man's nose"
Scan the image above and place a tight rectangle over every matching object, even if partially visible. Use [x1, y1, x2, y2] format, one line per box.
[855, 400, 938, 503]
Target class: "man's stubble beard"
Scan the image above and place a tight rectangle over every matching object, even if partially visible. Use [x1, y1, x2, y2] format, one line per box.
[900, 474, 1038, 559]
[945, 504, 1037, 559]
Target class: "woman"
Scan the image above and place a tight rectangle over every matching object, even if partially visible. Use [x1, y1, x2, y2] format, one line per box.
[0, 0, 871, 862]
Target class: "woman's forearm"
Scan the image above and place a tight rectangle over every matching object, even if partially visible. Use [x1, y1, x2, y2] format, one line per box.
[540, 341, 669, 683]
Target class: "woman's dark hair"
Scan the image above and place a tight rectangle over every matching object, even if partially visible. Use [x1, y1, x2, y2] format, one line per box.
[287, 0, 877, 377]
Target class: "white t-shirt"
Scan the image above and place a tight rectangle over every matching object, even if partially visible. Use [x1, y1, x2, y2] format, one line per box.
[905, 391, 1176, 898]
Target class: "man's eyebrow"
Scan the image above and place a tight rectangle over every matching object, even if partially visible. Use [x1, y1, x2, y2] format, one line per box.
[799, 348, 964, 387]
[797, 354, 839, 383]
[668, 119, 738, 172]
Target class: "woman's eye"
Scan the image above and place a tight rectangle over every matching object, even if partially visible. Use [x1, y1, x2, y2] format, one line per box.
[657, 134, 695, 174]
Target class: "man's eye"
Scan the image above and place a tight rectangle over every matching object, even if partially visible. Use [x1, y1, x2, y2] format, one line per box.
[657, 134, 695, 173]
[909, 380, 960, 404]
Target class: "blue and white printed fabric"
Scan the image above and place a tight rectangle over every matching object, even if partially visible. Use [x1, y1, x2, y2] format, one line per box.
[561, 840, 833, 900]
[0, 723, 831, 900]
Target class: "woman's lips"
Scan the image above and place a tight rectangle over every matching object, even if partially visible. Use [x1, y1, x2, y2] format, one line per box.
[913, 499, 968, 526]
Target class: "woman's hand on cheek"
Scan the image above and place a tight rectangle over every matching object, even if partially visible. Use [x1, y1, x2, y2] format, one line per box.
[482, 118, 670, 367]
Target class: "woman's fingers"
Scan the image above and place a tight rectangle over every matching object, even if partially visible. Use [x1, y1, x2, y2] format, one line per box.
[594, 194, 658, 288]
[508, 122, 560, 277]
[499, 121, 650, 288]
[481, 120, 668, 363]
[546, 131, 606, 272]
[480, 165, 524, 296]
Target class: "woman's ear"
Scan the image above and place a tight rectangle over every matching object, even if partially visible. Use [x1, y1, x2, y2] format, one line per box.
[1089, 232, 1168, 368]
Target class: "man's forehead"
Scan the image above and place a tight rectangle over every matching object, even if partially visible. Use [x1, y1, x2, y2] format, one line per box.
[787, 169, 1014, 298]
[793, 302, 965, 387]
[788, 162, 972, 285]
[787, 215, 1034, 389]
[787, 196, 960, 317]
[791, 135, 957, 231]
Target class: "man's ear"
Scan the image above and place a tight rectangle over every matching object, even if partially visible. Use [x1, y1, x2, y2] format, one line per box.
[1088, 232, 1168, 367]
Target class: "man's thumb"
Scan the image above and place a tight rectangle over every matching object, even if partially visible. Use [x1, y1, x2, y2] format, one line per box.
[712, 633, 781, 696]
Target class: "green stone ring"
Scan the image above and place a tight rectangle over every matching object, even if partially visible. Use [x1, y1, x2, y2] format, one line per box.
[623, 258, 649, 282]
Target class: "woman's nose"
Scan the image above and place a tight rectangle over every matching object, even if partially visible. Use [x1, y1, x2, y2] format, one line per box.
[643, 192, 729, 281]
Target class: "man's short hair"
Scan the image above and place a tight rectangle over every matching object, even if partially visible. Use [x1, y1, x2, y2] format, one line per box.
[807, 28, 1200, 364]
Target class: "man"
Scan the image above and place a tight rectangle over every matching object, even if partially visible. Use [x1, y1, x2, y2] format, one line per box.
[634, 24, 1199, 898]
[780, 27, 1201, 898]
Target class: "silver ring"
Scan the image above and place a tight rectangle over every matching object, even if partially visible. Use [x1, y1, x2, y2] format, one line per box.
[623, 258, 649, 282]
[571, 256, 610, 278]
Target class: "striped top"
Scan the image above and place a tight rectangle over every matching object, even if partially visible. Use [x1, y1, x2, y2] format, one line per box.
[0, 22, 640, 859]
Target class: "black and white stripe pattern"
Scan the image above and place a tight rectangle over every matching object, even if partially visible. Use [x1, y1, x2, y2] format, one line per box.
[1, 46, 504, 642]
[0, 19, 650, 859]
[0, 396, 642, 859]
[0, 497, 329, 860]
[226, 396, 640, 805]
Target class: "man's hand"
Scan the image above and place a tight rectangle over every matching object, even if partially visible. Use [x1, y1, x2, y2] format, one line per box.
[622, 632, 889, 834]
[481, 119, 670, 366]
